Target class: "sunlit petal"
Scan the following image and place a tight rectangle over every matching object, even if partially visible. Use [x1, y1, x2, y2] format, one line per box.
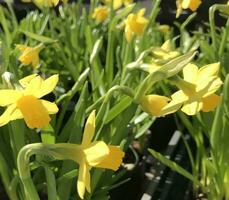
[0, 104, 17, 127]
[0, 90, 22, 106]
[24, 76, 43, 96]
[35, 74, 59, 98]
[197, 76, 223, 97]
[183, 63, 198, 84]
[41, 100, 59, 114]
[82, 110, 96, 146]
[77, 162, 87, 199]
[19, 74, 38, 88]
[181, 100, 203, 115]
[197, 62, 220, 82]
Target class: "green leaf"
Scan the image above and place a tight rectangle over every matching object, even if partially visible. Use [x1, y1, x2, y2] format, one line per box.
[44, 166, 57, 200]
[135, 119, 155, 139]
[105, 96, 132, 124]
[148, 148, 201, 185]
[20, 30, 57, 44]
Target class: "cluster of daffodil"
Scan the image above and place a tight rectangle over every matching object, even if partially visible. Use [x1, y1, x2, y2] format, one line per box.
[0, 0, 228, 200]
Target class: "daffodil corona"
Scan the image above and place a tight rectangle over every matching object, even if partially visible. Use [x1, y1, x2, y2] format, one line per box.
[0, 74, 59, 128]
[161, 63, 223, 115]
[124, 9, 149, 42]
[77, 110, 124, 198]
[140, 95, 170, 117]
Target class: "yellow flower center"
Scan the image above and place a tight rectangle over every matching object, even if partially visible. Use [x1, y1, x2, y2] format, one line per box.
[17, 95, 50, 129]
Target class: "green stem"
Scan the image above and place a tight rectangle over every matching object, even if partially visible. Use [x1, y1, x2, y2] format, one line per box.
[209, 4, 226, 60]
[86, 85, 135, 114]
[56, 68, 90, 134]
[219, 18, 229, 58]
[17, 143, 82, 200]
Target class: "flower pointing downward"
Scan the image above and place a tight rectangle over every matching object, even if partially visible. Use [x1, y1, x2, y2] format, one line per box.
[70, 110, 124, 199]
[0, 74, 59, 128]
[16, 43, 45, 68]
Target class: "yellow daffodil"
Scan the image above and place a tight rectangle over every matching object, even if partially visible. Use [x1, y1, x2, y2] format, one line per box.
[92, 6, 109, 23]
[161, 63, 223, 115]
[176, 0, 202, 18]
[71, 110, 124, 198]
[103, 0, 132, 10]
[21, 0, 67, 7]
[141, 40, 180, 73]
[124, 9, 149, 42]
[0, 74, 59, 128]
[16, 43, 44, 68]
[140, 95, 170, 117]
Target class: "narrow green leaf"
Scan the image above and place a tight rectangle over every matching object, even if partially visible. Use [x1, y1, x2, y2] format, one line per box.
[148, 148, 201, 185]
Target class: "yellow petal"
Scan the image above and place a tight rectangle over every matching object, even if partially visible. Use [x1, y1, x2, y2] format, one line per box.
[35, 74, 59, 98]
[181, 100, 203, 115]
[183, 63, 198, 84]
[197, 76, 223, 97]
[125, 25, 133, 43]
[24, 75, 43, 96]
[84, 141, 109, 166]
[137, 8, 146, 17]
[161, 40, 172, 52]
[161, 100, 183, 116]
[77, 162, 90, 199]
[41, 100, 59, 114]
[95, 146, 124, 171]
[140, 95, 170, 117]
[0, 90, 22, 106]
[123, 0, 133, 6]
[17, 95, 50, 129]
[0, 104, 17, 127]
[92, 6, 109, 23]
[82, 110, 96, 146]
[113, 0, 122, 9]
[182, 0, 191, 9]
[10, 108, 23, 121]
[202, 94, 221, 112]
[188, 0, 202, 11]
[197, 62, 220, 82]
[19, 74, 38, 88]
[182, 0, 201, 11]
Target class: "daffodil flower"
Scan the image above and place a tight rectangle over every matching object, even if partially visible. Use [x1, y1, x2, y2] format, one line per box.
[124, 8, 149, 43]
[62, 110, 124, 198]
[92, 6, 109, 23]
[103, 0, 133, 10]
[21, 0, 68, 7]
[0, 74, 59, 128]
[161, 63, 223, 115]
[16, 43, 44, 68]
[140, 95, 170, 117]
[176, 0, 202, 18]
[141, 40, 180, 73]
